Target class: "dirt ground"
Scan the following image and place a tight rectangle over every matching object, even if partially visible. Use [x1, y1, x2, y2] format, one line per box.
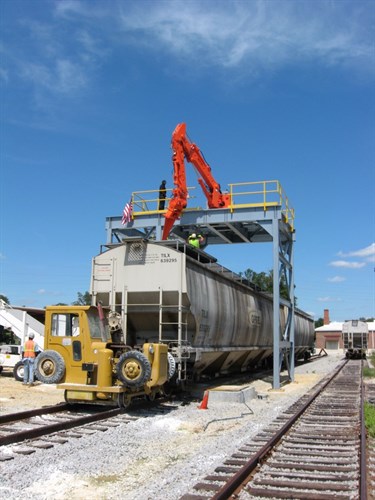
[0, 366, 322, 417]
[0, 370, 65, 415]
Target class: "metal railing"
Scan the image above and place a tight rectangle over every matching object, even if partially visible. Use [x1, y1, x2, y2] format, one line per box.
[129, 180, 294, 230]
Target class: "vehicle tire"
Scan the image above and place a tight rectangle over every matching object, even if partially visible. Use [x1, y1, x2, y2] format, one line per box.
[35, 350, 65, 384]
[116, 351, 151, 389]
[167, 352, 176, 380]
[13, 361, 24, 381]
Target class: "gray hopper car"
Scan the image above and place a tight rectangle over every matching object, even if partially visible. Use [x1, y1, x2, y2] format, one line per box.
[342, 320, 368, 359]
[90, 239, 315, 383]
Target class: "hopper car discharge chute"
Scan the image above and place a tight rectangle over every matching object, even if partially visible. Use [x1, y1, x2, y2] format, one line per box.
[162, 123, 230, 240]
[35, 305, 170, 408]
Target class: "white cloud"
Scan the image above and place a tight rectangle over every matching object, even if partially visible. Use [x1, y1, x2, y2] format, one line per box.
[0, 253, 6, 260]
[317, 296, 342, 302]
[117, 0, 374, 73]
[329, 260, 366, 269]
[54, 0, 106, 19]
[328, 276, 346, 283]
[19, 60, 88, 94]
[338, 243, 375, 258]
[55, 0, 86, 17]
[3, 0, 374, 107]
[332, 243, 375, 269]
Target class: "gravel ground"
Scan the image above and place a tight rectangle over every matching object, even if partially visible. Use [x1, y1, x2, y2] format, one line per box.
[0, 352, 345, 500]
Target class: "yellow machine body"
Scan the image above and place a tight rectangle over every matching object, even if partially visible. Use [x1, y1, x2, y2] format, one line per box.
[37, 305, 169, 407]
[143, 343, 168, 388]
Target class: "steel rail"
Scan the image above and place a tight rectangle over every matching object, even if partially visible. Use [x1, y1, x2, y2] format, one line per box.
[210, 359, 348, 500]
[0, 407, 123, 446]
[0, 403, 70, 424]
[360, 359, 367, 500]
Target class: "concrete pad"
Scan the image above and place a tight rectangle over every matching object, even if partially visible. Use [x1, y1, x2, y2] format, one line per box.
[207, 385, 257, 403]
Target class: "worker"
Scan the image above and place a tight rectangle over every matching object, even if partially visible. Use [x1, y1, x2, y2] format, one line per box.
[158, 180, 167, 210]
[188, 233, 204, 249]
[22, 332, 40, 386]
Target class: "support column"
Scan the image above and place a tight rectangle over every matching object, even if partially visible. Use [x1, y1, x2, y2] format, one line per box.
[155, 219, 163, 240]
[288, 234, 295, 381]
[272, 218, 281, 389]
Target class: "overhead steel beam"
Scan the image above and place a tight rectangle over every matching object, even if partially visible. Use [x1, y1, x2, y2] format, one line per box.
[200, 223, 233, 243]
[225, 222, 251, 242]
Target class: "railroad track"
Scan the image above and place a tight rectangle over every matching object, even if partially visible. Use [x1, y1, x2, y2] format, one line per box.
[0, 398, 177, 462]
[182, 359, 369, 500]
[365, 376, 375, 500]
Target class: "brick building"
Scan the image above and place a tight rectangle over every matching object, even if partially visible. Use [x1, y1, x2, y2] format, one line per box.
[315, 309, 375, 353]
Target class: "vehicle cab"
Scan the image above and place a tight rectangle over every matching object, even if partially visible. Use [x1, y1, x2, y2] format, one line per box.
[0, 344, 23, 380]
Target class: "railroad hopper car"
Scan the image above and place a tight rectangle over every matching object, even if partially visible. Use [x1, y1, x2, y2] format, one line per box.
[90, 239, 314, 383]
[342, 320, 368, 359]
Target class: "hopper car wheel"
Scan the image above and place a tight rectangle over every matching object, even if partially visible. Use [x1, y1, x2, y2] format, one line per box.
[162, 383, 172, 397]
[116, 351, 151, 389]
[64, 390, 75, 405]
[36, 350, 65, 384]
[167, 352, 176, 380]
[117, 392, 132, 409]
[146, 391, 156, 402]
[13, 361, 25, 382]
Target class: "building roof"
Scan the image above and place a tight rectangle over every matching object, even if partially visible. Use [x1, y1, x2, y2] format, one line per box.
[315, 321, 375, 332]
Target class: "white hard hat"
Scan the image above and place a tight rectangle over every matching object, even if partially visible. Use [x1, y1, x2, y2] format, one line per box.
[191, 233, 196, 238]
[28, 332, 35, 339]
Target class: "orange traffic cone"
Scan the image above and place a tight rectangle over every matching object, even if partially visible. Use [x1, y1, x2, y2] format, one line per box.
[198, 391, 209, 410]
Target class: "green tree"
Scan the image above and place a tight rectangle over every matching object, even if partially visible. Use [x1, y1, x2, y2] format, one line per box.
[240, 268, 296, 304]
[0, 294, 10, 304]
[315, 318, 324, 328]
[72, 291, 91, 306]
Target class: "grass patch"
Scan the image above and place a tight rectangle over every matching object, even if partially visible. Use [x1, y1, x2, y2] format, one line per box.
[363, 366, 375, 378]
[364, 402, 375, 438]
[363, 352, 375, 378]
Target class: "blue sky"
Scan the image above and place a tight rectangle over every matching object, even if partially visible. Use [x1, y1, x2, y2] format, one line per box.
[1, 0, 374, 322]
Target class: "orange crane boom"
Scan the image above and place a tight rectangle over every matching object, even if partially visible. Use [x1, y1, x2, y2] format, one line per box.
[162, 123, 230, 240]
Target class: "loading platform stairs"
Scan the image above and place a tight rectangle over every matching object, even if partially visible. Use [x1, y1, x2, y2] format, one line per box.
[0, 300, 44, 347]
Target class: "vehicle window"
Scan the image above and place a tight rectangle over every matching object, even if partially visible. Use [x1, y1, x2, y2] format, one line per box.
[0, 345, 19, 355]
[51, 314, 80, 337]
[72, 316, 80, 336]
[87, 309, 110, 341]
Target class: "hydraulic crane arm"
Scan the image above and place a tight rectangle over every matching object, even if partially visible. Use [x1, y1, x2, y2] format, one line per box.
[162, 123, 230, 240]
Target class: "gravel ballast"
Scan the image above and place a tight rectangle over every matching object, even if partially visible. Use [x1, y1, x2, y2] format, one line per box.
[0, 353, 344, 500]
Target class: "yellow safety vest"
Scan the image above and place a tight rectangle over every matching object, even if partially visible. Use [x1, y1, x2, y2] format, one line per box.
[188, 236, 201, 248]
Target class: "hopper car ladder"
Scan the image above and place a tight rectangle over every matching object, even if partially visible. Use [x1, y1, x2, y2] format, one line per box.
[159, 288, 190, 383]
[119, 289, 190, 383]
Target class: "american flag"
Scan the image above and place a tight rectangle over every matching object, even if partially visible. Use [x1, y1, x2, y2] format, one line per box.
[121, 200, 133, 225]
